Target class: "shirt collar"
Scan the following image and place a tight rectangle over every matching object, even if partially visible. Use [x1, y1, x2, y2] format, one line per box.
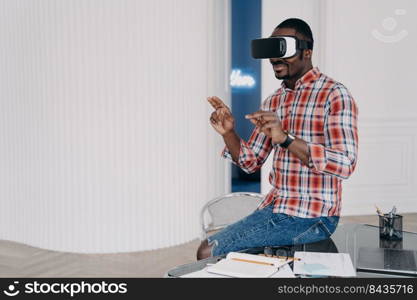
[281, 67, 321, 91]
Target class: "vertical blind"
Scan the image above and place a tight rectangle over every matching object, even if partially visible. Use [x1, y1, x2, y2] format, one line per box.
[0, 0, 230, 252]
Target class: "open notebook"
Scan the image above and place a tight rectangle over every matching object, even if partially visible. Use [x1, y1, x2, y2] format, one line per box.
[205, 252, 289, 278]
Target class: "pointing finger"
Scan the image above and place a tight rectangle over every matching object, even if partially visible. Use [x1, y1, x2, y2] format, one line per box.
[207, 96, 226, 110]
[207, 97, 219, 109]
[246, 111, 277, 120]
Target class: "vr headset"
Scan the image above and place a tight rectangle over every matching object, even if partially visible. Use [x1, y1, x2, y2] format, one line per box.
[251, 36, 313, 59]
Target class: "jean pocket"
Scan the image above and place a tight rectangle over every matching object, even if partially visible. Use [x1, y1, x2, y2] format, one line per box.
[292, 220, 332, 245]
[268, 213, 291, 228]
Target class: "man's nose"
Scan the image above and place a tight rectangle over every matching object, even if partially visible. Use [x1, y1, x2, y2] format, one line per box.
[270, 58, 284, 64]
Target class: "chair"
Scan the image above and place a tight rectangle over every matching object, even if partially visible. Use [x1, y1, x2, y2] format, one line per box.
[199, 192, 265, 240]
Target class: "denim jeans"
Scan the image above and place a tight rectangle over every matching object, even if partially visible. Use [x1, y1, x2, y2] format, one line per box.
[207, 203, 339, 257]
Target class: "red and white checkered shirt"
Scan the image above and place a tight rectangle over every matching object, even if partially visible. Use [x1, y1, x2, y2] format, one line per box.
[223, 67, 358, 218]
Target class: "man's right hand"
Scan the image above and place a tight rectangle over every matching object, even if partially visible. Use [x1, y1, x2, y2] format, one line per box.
[207, 96, 235, 136]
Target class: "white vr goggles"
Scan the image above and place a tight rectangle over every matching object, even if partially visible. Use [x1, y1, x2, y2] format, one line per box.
[251, 36, 313, 59]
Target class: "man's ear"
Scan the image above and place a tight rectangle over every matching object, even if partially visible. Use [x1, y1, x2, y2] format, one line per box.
[304, 49, 313, 59]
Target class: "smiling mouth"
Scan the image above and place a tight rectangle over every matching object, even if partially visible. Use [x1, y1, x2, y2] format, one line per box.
[273, 64, 287, 72]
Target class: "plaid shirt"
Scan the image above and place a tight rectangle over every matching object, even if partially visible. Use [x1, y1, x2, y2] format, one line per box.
[223, 67, 358, 218]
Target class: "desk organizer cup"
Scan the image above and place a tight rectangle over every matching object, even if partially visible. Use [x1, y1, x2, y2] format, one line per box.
[379, 214, 403, 241]
[379, 238, 403, 250]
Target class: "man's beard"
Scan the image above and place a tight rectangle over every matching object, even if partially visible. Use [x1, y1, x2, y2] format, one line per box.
[275, 73, 290, 80]
[272, 61, 290, 80]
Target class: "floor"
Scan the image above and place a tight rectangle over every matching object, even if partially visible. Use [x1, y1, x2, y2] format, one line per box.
[0, 213, 416, 278]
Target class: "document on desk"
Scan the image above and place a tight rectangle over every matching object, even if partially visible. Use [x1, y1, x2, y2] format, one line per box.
[180, 263, 295, 278]
[293, 252, 356, 277]
[181, 252, 293, 278]
[206, 252, 289, 278]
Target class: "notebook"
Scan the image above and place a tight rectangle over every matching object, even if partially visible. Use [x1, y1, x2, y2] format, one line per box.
[357, 247, 417, 276]
[205, 252, 289, 278]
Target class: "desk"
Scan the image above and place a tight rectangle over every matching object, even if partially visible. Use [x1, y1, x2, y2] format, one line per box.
[166, 223, 417, 277]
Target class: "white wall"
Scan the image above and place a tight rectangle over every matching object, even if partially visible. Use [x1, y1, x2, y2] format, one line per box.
[0, 0, 230, 253]
[261, 0, 417, 216]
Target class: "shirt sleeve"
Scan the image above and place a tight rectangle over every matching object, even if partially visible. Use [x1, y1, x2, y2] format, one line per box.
[307, 84, 359, 180]
[222, 128, 273, 174]
[221, 99, 274, 174]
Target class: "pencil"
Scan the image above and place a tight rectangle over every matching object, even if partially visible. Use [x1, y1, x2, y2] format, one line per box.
[231, 258, 274, 266]
[375, 204, 384, 217]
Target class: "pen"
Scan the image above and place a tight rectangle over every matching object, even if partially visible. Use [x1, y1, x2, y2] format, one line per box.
[389, 206, 396, 217]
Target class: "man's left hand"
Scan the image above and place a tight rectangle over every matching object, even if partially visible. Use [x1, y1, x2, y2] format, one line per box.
[245, 111, 287, 144]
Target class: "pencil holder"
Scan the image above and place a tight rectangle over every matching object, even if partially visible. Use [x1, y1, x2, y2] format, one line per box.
[379, 214, 403, 241]
[379, 238, 402, 250]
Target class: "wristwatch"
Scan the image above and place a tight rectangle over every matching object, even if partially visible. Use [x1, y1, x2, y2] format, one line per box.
[279, 131, 295, 148]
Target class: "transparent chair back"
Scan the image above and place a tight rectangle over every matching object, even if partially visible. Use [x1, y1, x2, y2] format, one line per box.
[200, 192, 264, 240]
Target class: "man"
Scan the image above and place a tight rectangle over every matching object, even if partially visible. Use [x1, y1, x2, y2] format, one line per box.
[197, 18, 358, 260]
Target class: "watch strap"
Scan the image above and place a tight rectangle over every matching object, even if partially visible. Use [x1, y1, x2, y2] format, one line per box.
[279, 132, 295, 148]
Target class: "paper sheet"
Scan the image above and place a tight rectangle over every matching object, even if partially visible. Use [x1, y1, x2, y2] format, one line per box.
[293, 252, 356, 277]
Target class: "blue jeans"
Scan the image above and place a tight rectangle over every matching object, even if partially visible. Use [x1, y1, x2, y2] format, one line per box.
[207, 204, 339, 257]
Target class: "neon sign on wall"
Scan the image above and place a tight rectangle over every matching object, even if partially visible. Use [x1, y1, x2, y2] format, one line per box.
[230, 69, 256, 88]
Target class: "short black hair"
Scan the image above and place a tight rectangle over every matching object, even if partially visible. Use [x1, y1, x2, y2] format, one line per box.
[276, 18, 314, 49]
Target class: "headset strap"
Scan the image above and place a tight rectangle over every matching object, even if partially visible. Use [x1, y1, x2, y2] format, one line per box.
[298, 40, 314, 50]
